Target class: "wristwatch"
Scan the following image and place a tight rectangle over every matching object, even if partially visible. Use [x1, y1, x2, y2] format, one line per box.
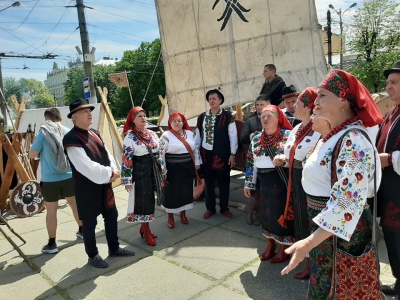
[230, 153, 236, 157]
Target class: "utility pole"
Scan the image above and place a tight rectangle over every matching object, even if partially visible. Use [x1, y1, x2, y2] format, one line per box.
[327, 10, 332, 66]
[75, 0, 96, 104]
[338, 9, 344, 70]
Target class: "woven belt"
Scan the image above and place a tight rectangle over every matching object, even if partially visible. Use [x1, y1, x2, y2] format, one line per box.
[292, 159, 303, 169]
[257, 168, 276, 174]
[307, 195, 329, 211]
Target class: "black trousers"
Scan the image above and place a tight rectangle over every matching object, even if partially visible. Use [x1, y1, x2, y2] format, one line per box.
[204, 167, 230, 213]
[82, 206, 119, 258]
[382, 228, 400, 280]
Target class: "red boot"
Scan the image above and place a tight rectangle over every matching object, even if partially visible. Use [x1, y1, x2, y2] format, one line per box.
[180, 211, 189, 224]
[270, 244, 290, 263]
[260, 239, 276, 261]
[294, 258, 310, 280]
[139, 223, 157, 238]
[143, 222, 156, 246]
[168, 213, 175, 228]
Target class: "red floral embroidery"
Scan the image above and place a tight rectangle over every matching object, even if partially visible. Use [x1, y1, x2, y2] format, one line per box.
[344, 213, 352, 221]
[212, 155, 224, 169]
[355, 173, 363, 181]
[342, 178, 348, 185]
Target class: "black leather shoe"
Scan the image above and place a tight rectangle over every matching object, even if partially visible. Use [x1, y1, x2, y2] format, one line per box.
[382, 281, 400, 296]
[88, 255, 108, 268]
[109, 248, 135, 257]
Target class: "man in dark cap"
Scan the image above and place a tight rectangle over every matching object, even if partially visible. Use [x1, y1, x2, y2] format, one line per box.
[63, 99, 134, 268]
[280, 85, 302, 127]
[376, 61, 400, 297]
[259, 64, 286, 106]
[195, 89, 238, 219]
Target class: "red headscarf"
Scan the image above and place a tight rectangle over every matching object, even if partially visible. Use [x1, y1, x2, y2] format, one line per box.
[319, 70, 383, 127]
[168, 113, 191, 131]
[123, 106, 146, 133]
[262, 105, 293, 130]
[298, 87, 317, 111]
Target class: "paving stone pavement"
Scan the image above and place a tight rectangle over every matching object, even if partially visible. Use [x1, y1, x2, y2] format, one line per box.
[0, 175, 397, 300]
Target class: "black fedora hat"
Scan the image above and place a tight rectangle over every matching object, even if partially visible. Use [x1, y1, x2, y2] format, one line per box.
[67, 98, 95, 119]
[206, 89, 224, 104]
[383, 61, 400, 78]
[280, 85, 300, 101]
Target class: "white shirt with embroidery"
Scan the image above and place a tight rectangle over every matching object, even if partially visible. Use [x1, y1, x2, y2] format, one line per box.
[158, 130, 201, 175]
[302, 122, 382, 241]
[244, 129, 291, 189]
[195, 109, 238, 155]
[121, 130, 160, 186]
[283, 123, 321, 162]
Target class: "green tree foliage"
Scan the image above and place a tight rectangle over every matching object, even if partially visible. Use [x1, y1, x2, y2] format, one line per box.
[20, 78, 47, 98]
[64, 64, 117, 106]
[28, 93, 55, 109]
[113, 38, 165, 118]
[348, 0, 400, 92]
[3, 77, 53, 110]
[3, 77, 22, 108]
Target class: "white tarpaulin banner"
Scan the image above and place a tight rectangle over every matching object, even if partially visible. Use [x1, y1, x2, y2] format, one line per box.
[155, 0, 327, 119]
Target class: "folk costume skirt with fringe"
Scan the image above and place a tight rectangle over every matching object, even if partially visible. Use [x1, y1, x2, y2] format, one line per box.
[258, 168, 294, 245]
[306, 194, 373, 300]
[162, 153, 195, 213]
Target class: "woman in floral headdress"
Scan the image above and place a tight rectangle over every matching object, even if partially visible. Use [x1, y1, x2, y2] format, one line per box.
[158, 113, 201, 229]
[273, 87, 321, 279]
[121, 106, 160, 247]
[244, 105, 294, 264]
[281, 70, 383, 299]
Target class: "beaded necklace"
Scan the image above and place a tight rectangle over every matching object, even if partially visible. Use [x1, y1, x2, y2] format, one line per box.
[295, 121, 312, 141]
[260, 127, 282, 147]
[322, 115, 359, 142]
[178, 129, 187, 139]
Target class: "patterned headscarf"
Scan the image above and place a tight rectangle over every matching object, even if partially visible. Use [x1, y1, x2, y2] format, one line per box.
[123, 106, 146, 133]
[261, 105, 293, 130]
[298, 87, 317, 110]
[319, 70, 383, 127]
[168, 113, 191, 131]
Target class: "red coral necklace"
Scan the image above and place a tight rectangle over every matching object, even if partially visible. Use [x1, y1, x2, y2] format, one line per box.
[322, 116, 359, 142]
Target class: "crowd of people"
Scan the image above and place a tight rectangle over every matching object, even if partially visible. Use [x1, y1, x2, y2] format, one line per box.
[30, 61, 400, 299]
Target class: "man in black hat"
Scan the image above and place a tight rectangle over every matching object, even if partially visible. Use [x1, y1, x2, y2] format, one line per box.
[259, 64, 286, 106]
[63, 99, 134, 268]
[280, 85, 302, 127]
[376, 61, 400, 297]
[195, 89, 238, 219]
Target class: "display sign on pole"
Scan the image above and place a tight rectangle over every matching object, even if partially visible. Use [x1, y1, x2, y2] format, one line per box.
[83, 77, 91, 99]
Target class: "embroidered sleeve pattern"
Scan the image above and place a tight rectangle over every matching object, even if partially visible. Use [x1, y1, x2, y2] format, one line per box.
[121, 133, 135, 185]
[313, 131, 375, 241]
[244, 135, 259, 189]
[158, 133, 169, 175]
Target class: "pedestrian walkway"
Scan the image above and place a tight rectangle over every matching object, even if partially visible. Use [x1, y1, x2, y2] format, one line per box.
[0, 176, 397, 300]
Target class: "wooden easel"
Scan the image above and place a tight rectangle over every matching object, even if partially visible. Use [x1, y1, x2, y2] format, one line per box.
[97, 86, 123, 188]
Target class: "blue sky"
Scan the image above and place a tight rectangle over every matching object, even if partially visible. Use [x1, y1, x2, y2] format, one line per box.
[0, 0, 361, 82]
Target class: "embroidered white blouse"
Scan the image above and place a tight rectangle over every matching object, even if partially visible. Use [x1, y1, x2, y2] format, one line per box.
[244, 129, 291, 189]
[283, 123, 321, 162]
[302, 122, 382, 241]
[121, 130, 160, 186]
[158, 130, 201, 175]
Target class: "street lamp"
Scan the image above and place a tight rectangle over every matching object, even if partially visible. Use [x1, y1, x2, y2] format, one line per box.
[328, 2, 357, 70]
[0, 1, 20, 13]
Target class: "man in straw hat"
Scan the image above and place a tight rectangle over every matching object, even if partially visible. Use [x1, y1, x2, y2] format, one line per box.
[377, 61, 400, 296]
[63, 99, 134, 268]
